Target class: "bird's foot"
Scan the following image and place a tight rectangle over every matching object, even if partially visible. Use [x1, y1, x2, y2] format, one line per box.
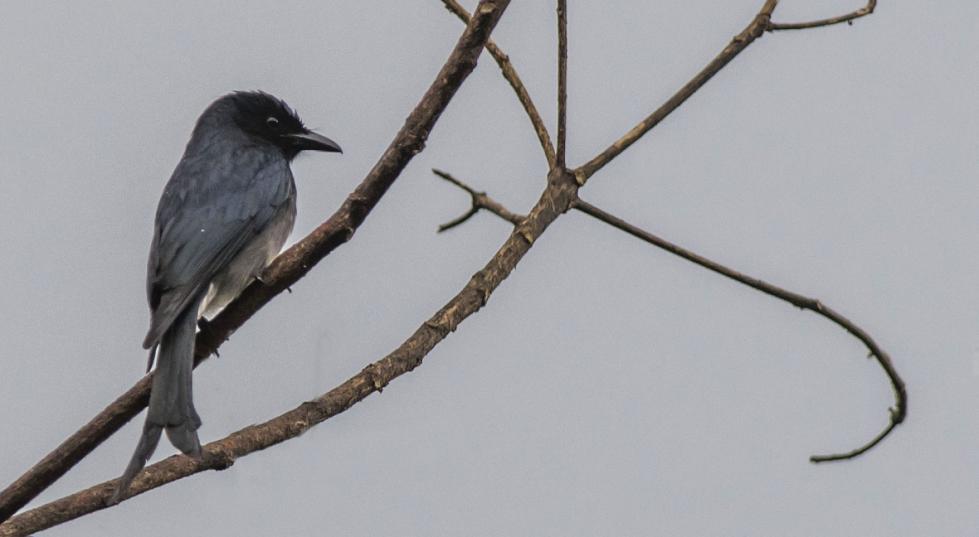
[197, 318, 222, 357]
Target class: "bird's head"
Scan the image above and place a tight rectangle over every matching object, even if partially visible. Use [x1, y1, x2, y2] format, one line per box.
[221, 91, 342, 160]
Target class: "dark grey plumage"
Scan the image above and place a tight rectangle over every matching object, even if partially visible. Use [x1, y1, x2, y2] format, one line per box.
[111, 91, 341, 503]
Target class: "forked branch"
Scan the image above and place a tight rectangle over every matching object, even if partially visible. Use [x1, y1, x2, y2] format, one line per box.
[768, 0, 876, 31]
[577, 0, 779, 181]
[436, 172, 906, 463]
[440, 0, 901, 459]
[434, 169, 524, 231]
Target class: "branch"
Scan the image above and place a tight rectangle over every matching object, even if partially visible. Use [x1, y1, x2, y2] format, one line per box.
[0, 169, 582, 537]
[0, 0, 512, 525]
[577, 0, 779, 181]
[433, 169, 524, 231]
[434, 173, 907, 463]
[556, 0, 568, 168]
[768, 0, 876, 31]
[570, 200, 906, 462]
[441, 0, 556, 167]
[462, 0, 895, 462]
[576, 0, 882, 180]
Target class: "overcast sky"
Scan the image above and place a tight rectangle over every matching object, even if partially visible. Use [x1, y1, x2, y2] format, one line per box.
[2, 1, 978, 535]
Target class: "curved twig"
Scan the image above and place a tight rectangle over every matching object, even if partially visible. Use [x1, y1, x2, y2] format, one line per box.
[438, 204, 481, 232]
[809, 408, 900, 462]
[570, 199, 905, 462]
[768, 0, 876, 31]
[0, 0, 512, 525]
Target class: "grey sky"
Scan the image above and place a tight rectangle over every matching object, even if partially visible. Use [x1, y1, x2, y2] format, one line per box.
[2, 1, 977, 535]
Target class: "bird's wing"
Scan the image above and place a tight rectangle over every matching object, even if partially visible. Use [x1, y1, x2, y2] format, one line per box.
[143, 149, 293, 349]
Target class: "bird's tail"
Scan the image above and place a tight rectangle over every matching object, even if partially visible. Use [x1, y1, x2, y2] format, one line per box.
[112, 298, 203, 503]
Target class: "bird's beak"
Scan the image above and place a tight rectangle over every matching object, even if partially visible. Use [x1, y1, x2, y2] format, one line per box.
[285, 131, 342, 153]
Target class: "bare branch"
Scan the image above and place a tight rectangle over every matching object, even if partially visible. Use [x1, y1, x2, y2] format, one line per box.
[0, 0, 512, 524]
[461, 0, 896, 463]
[434, 169, 525, 231]
[768, 0, 876, 31]
[556, 0, 568, 168]
[441, 0, 556, 167]
[577, 0, 779, 181]
[570, 199, 905, 462]
[577, 0, 882, 180]
[429, 171, 906, 463]
[809, 409, 899, 463]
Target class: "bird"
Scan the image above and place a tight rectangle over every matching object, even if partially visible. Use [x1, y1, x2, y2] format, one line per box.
[111, 91, 342, 503]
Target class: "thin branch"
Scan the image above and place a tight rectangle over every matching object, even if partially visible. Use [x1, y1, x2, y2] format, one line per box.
[438, 205, 480, 233]
[441, 0, 556, 167]
[0, 0, 512, 525]
[434, 169, 524, 231]
[809, 409, 899, 463]
[0, 167, 582, 537]
[432, 172, 906, 463]
[577, 0, 779, 181]
[768, 0, 876, 31]
[556, 0, 568, 168]
[570, 199, 905, 463]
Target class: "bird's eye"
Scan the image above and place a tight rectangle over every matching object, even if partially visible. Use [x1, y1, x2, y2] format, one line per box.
[266, 116, 280, 128]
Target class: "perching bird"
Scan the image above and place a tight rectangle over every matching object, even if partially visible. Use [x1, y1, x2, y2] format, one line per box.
[112, 91, 341, 502]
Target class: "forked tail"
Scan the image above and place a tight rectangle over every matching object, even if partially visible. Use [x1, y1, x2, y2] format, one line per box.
[111, 297, 203, 503]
